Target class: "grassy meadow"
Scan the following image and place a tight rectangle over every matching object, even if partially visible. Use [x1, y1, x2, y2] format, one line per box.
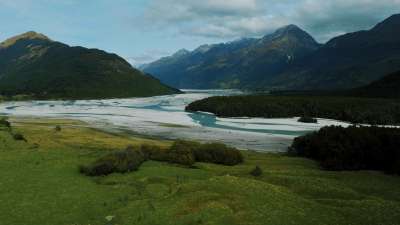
[1, 117, 400, 225]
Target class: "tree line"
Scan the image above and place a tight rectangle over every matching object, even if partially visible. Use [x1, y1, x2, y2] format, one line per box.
[186, 95, 400, 125]
[289, 126, 400, 175]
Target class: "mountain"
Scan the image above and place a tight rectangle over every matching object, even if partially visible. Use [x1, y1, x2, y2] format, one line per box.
[350, 70, 400, 98]
[270, 14, 400, 90]
[144, 14, 400, 91]
[0, 32, 180, 99]
[143, 25, 320, 89]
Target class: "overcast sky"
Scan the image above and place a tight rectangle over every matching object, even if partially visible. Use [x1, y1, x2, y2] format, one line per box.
[1, 0, 399, 65]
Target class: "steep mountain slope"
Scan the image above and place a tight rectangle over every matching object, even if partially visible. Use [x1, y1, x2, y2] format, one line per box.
[143, 25, 320, 89]
[350, 70, 400, 98]
[271, 14, 400, 90]
[0, 32, 179, 99]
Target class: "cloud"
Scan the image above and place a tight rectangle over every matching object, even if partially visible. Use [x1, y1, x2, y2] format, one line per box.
[140, 0, 276, 39]
[293, 0, 400, 41]
[140, 0, 400, 42]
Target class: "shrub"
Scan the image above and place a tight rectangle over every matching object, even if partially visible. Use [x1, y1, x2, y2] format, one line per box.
[290, 126, 400, 175]
[55, 125, 62, 132]
[298, 116, 317, 123]
[0, 118, 11, 128]
[80, 141, 244, 177]
[13, 133, 26, 142]
[168, 141, 196, 166]
[140, 141, 244, 166]
[194, 143, 243, 166]
[80, 149, 146, 176]
[140, 144, 170, 162]
[250, 166, 263, 177]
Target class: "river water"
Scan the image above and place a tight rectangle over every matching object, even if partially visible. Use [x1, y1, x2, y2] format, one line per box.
[0, 90, 350, 151]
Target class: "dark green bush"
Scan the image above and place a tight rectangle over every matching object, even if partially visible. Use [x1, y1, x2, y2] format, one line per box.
[167, 140, 243, 166]
[153, 140, 244, 166]
[168, 141, 196, 166]
[55, 125, 62, 132]
[140, 144, 170, 162]
[80, 149, 146, 176]
[80, 141, 244, 177]
[13, 133, 26, 142]
[0, 118, 11, 128]
[250, 166, 263, 177]
[290, 126, 400, 175]
[298, 116, 318, 123]
[194, 143, 244, 166]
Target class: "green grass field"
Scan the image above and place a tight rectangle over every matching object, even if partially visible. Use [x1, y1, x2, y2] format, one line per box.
[1, 117, 400, 225]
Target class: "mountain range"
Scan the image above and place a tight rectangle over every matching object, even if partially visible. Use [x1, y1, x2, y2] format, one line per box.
[143, 14, 400, 91]
[0, 32, 179, 99]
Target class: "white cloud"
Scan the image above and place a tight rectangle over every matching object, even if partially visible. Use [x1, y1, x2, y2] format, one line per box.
[292, 0, 400, 41]
[140, 0, 273, 39]
[140, 0, 400, 42]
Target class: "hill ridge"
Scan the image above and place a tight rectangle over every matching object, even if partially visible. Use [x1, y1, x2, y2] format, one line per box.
[0, 32, 180, 99]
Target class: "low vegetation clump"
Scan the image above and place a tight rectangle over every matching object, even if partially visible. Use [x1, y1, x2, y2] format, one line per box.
[0, 118, 11, 128]
[250, 166, 263, 177]
[79, 149, 146, 176]
[140, 144, 170, 162]
[80, 141, 244, 176]
[290, 126, 400, 175]
[164, 140, 244, 166]
[298, 116, 318, 123]
[168, 141, 196, 166]
[12, 133, 26, 142]
[193, 142, 244, 165]
[54, 125, 62, 132]
[186, 95, 400, 125]
[0, 94, 34, 102]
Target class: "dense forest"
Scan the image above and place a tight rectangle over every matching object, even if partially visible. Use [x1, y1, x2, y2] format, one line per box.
[186, 95, 400, 125]
[289, 126, 400, 175]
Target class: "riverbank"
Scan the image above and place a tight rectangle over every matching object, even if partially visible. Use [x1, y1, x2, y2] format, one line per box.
[0, 90, 355, 151]
[1, 117, 400, 225]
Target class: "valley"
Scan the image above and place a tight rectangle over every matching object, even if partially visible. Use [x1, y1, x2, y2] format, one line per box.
[1, 4, 400, 225]
[0, 90, 351, 151]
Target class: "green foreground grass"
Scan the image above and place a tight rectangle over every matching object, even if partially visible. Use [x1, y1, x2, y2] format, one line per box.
[1, 118, 400, 225]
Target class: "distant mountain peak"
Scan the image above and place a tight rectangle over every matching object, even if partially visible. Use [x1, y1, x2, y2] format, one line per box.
[260, 24, 319, 48]
[0, 31, 51, 48]
[193, 44, 213, 54]
[20, 31, 49, 39]
[278, 24, 301, 32]
[173, 49, 190, 57]
[273, 24, 305, 36]
[262, 24, 314, 40]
